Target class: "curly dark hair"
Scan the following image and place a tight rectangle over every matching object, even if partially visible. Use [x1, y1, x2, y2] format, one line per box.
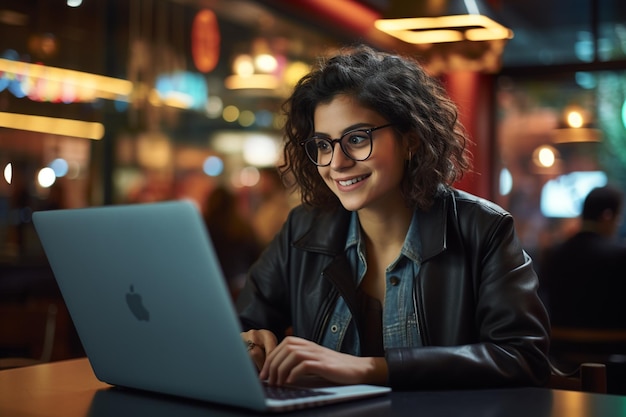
[278, 44, 472, 211]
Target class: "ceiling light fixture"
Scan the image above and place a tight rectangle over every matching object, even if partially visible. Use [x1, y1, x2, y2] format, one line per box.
[374, 0, 513, 45]
[552, 107, 602, 143]
[0, 111, 104, 140]
[0, 58, 132, 101]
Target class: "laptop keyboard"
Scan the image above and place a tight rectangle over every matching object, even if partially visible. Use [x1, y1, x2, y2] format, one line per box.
[263, 383, 331, 400]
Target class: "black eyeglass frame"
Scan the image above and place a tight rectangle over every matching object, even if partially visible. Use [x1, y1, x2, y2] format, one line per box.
[300, 123, 394, 167]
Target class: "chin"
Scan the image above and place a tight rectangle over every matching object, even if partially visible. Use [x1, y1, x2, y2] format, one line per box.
[337, 199, 366, 212]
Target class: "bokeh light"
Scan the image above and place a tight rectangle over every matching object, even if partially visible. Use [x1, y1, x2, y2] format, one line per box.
[3, 163, 11, 184]
[203, 156, 224, 177]
[37, 167, 56, 188]
[49, 158, 69, 177]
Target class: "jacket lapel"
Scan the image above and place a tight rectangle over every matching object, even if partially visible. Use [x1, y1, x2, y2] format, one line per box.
[416, 190, 450, 262]
[292, 208, 351, 255]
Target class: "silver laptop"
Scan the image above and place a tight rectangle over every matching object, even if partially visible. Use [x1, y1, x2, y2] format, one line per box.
[32, 200, 390, 412]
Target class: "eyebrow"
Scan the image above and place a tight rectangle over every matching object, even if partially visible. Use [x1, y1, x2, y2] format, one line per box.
[312, 122, 375, 138]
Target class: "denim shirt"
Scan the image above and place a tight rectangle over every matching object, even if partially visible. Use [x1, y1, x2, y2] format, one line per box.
[319, 211, 423, 355]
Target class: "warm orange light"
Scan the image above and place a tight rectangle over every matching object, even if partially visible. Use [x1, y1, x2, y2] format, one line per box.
[567, 111, 584, 128]
[191, 9, 220, 73]
[533, 145, 558, 168]
[375, 14, 513, 44]
[0, 112, 104, 140]
[224, 74, 280, 90]
[296, 0, 379, 35]
[0, 58, 132, 100]
[552, 128, 601, 143]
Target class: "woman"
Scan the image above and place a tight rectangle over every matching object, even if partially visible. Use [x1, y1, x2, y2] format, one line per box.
[237, 45, 550, 390]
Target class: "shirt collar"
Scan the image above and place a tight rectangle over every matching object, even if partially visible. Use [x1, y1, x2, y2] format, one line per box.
[401, 210, 422, 264]
[345, 210, 422, 264]
[345, 211, 360, 250]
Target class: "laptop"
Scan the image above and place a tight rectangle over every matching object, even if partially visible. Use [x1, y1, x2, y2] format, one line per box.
[88, 385, 392, 417]
[32, 200, 390, 412]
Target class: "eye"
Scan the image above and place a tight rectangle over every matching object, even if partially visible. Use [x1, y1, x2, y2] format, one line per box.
[314, 138, 332, 153]
[344, 132, 369, 147]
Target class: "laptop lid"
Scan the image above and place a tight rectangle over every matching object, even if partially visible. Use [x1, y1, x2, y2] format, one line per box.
[32, 200, 390, 412]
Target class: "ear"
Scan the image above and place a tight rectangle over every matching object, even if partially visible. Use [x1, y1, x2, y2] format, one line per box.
[403, 133, 419, 161]
[600, 208, 615, 222]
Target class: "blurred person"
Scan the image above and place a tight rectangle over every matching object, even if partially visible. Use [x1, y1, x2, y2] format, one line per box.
[204, 186, 262, 299]
[236, 45, 550, 390]
[125, 170, 173, 204]
[251, 167, 292, 246]
[541, 185, 626, 328]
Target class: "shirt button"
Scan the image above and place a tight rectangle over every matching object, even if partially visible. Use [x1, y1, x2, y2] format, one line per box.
[330, 324, 339, 333]
[389, 276, 400, 286]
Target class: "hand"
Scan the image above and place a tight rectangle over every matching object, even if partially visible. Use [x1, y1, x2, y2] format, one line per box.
[260, 336, 388, 386]
[241, 329, 278, 371]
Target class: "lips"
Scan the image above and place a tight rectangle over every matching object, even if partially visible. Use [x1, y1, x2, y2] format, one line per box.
[337, 174, 369, 186]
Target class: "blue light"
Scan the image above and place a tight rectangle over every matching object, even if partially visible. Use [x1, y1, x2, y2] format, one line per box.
[255, 110, 274, 128]
[203, 156, 224, 177]
[540, 171, 608, 218]
[575, 72, 596, 89]
[49, 158, 69, 177]
[8, 80, 26, 98]
[155, 71, 208, 110]
[499, 168, 513, 196]
[114, 98, 129, 112]
[1, 50, 22, 95]
[0, 75, 7, 92]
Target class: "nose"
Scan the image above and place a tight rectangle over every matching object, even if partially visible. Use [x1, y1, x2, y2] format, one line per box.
[329, 142, 353, 169]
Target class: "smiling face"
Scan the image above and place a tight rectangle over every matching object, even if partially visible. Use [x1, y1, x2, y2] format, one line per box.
[313, 94, 407, 214]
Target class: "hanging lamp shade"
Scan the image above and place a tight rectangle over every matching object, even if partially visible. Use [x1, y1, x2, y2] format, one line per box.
[375, 0, 513, 74]
[374, 0, 513, 45]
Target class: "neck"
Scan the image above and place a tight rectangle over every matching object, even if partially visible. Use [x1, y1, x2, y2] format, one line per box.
[580, 219, 614, 238]
[357, 204, 413, 249]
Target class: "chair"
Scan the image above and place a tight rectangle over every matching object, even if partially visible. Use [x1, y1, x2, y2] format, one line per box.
[548, 361, 607, 393]
[550, 327, 626, 362]
[549, 326, 626, 394]
[0, 301, 58, 370]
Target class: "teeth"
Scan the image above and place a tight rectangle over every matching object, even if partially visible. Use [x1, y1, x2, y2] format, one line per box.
[338, 176, 365, 186]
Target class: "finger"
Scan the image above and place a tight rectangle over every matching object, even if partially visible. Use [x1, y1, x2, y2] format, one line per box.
[259, 335, 289, 381]
[263, 338, 313, 385]
[259, 344, 279, 382]
[241, 330, 278, 371]
[248, 341, 267, 371]
[245, 339, 256, 352]
[275, 348, 307, 385]
[260, 339, 291, 383]
[242, 329, 277, 354]
[241, 331, 264, 371]
[240, 330, 257, 345]
[275, 342, 322, 385]
[259, 332, 278, 355]
[284, 359, 319, 385]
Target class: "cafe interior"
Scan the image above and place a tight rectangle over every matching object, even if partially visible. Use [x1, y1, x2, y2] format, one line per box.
[1, 0, 626, 395]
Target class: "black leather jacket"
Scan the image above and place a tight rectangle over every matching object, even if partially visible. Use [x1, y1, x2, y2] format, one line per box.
[238, 188, 550, 389]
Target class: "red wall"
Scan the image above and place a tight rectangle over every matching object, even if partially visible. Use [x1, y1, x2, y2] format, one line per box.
[442, 72, 495, 200]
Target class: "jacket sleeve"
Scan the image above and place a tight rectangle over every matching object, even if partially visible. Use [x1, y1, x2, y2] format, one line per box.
[386, 205, 551, 389]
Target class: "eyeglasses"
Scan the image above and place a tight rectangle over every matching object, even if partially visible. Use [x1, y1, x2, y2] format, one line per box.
[300, 124, 394, 167]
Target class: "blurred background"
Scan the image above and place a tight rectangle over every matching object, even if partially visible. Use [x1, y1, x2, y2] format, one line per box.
[1, 0, 626, 377]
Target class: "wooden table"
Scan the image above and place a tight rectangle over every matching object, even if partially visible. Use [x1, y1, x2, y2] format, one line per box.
[3, 357, 626, 417]
[0, 358, 108, 417]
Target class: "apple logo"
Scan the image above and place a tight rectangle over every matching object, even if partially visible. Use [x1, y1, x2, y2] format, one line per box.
[126, 285, 150, 321]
